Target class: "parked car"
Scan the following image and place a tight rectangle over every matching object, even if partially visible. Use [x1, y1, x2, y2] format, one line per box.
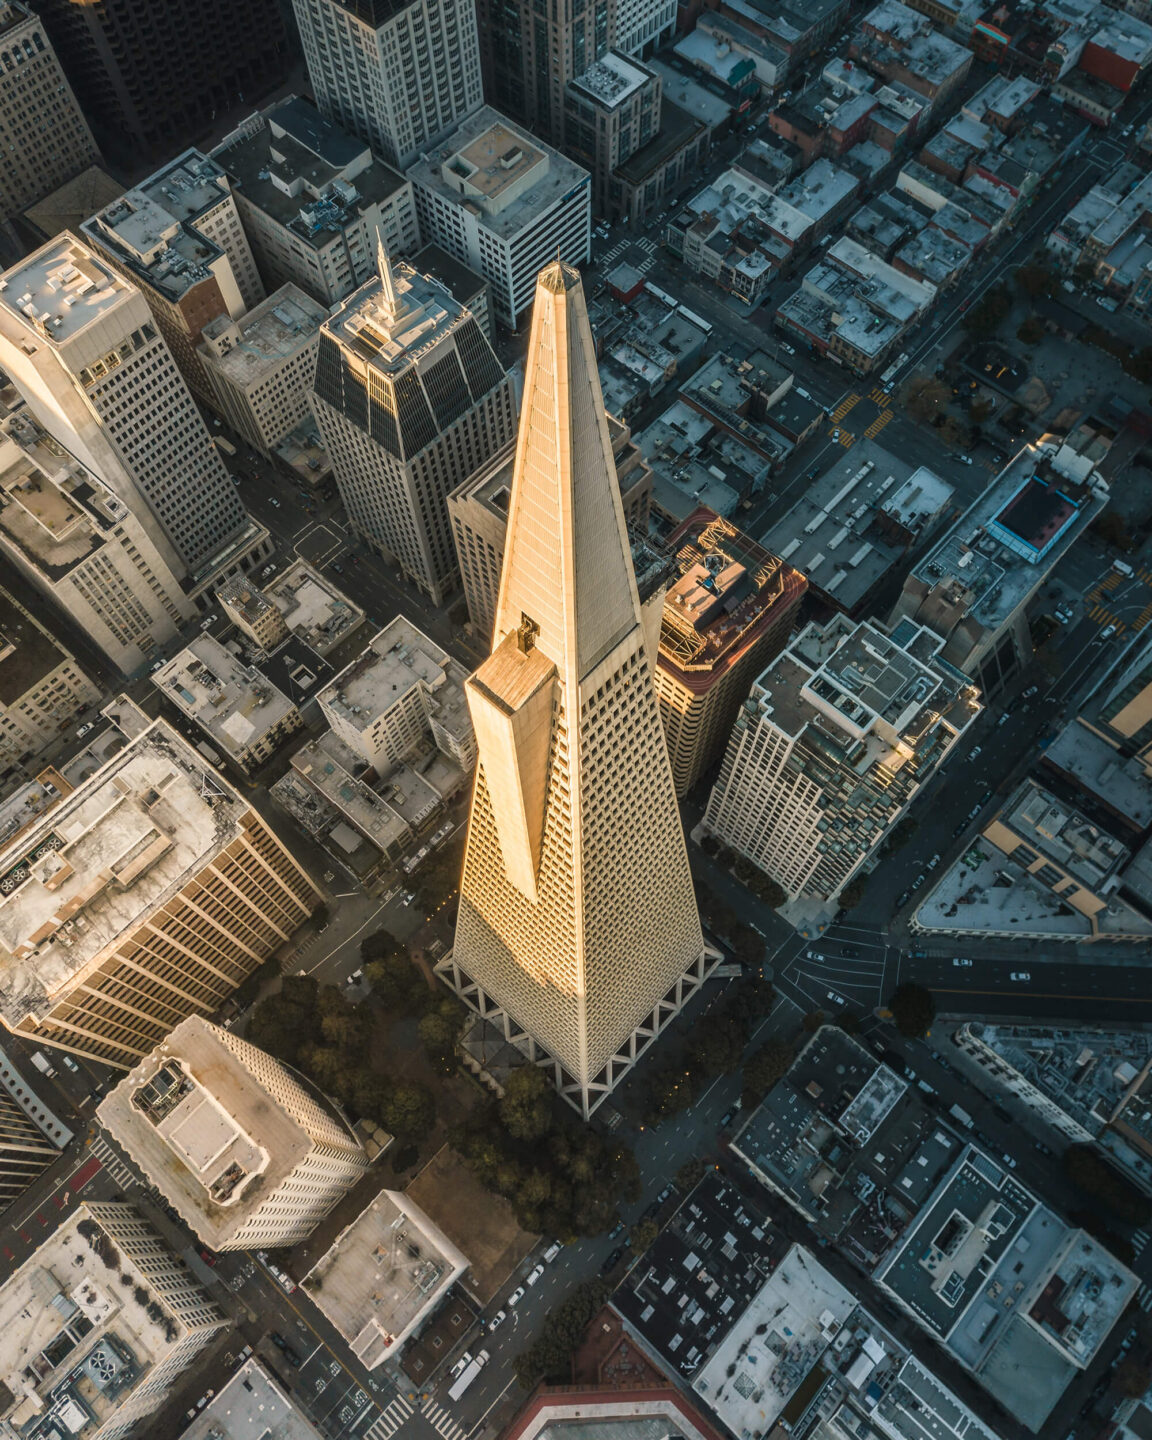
[951, 957, 972, 967]
[998, 713, 1011, 727]
[346, 969, 364, 986]
[507, 1286, 526, 1308]
[1023, 685, 1038, 698]
[1010, 971, 1031, 982]
[150, 660, 164, 673]
[927, 854, 940, 870]
[911, 874, 926, 890]
[895, 890, 910, 908]
[841, 945, 859, 957]
[607, 1219, 626, 1241]
[543, 1241, 562, 1263]
[969, 745, 982, 759]
[450, 1352, 472, 1380]
[62, 1055, 80, 1072]
[489, 1310, 507, 1331]
[601, 1248, 624, 1274]
[526, 1264, 545, 1286]
[76, 722, 94, 739]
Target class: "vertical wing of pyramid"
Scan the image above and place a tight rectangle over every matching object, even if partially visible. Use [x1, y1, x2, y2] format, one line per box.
[494, 261, 641, 679]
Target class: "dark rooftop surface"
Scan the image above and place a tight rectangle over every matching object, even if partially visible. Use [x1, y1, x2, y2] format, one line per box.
[413, 243, 486, 305]
[0, 586, 68, 708]
[613, 1172, 784, 1379]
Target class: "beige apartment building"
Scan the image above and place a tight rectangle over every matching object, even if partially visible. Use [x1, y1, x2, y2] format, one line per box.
[0, 3, 100, 233]
[82, 150, 264, 400]
[448, 415, 653, 645]
[99, 1017, 369, 1251]
[0, 413, 195, 674]
[0, 1201, 226, 1440]
[218, 560, 365, 657]
[0, 720, 320, 1067]
[151, 634, 303, 775]
[199, 284, 328, 455]
[0, 585, 100, 775]
[318, 617, 476, 780]
[443, 262, 715, 1119]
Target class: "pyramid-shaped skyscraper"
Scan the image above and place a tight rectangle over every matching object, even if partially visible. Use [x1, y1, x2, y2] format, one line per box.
[440, 261, 716, 1118]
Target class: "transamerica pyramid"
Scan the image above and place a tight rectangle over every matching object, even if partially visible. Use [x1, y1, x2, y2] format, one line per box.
[439, 261, 716, 1119]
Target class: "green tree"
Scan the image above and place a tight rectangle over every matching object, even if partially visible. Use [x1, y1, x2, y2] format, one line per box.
[382, 1082, 436, 1141]
[500, 1066, 554, 1142]
[1064, 1145, 1152, 1226]
[742, 1039, 794, 1106]
[887, 982, 936, 1039]
[248, 976, 318, 1065]
[802, 1009, 825, 1033]
[675, 1157, 708, 1193]
[629, 1218, 660, 1254]
[514, 1280, 611, 1388]
[962, 283, 1013, 337]
[690, 1013, 747, 1077]
[1016, 314, 1045, 345]
[363, 951, 427, 1012]
[1014, 262, 1056, 299]
[418, 1005, 462, 1073]
[838, 873, 868, 908]
[904, 376, 950, 423]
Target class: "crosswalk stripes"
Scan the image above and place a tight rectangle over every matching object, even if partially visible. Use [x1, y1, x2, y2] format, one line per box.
[1138, 1284, 1152, 1314]
[1140, 568, 1152, 585]
[89, 1135, 137, 1190]
[864, 411, 893, 439]
[1133, 1229, 1148, 1255]
[365, 1394, 415, 1440]
[869, 385, 887, 405]
[637, 236, 657, 253]
[831, 393, 861, 421]
[422, 1399, 469, 1440]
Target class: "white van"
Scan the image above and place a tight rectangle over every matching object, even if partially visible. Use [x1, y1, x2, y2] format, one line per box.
[1113, 560, 1134, 577]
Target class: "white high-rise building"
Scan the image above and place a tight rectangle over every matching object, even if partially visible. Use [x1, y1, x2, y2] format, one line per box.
[311, 247, 516, 604]
[99, 1016, 370, 1251]
[0, 234, 270, 592]
[703, 615, 981, 903]
[440, 261, 715, 1119]
[0, 412, 195, 673]
[408, 107, 591, 330]
[292, 0, 484, 170]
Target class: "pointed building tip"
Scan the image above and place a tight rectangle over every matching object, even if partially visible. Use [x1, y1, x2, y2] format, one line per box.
[538, 258, 583, 296]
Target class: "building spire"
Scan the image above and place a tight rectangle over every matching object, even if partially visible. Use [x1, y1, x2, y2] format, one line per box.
[376, 230, 399, 321]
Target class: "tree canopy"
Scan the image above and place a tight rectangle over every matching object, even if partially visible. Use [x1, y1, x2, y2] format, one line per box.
[887, 982, 936, 1039]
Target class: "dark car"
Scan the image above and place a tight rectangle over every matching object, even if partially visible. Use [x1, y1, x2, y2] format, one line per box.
[269, 1333, 301, 1367]
[895, 891, 910, 909]
[642, 1200, 662, 1222]
[601, 1248, 623, 1274]
[607, 1219, 626, 1241]
[841, 946, 859, 958]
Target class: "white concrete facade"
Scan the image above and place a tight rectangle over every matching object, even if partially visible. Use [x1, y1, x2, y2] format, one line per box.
[293, 0, 484, 169]
[408, 107, 592, 329]
[0, 414, 194, 674]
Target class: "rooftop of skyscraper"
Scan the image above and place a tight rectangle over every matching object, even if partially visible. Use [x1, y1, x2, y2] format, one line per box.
[0, 1203, 218, 1438]
[319, 617, 472, 745]
[82, 152, 237, 304]
[323, 258, 464, 376]
[0, 722, 250, 1029]
[214, 97, 411, 251]
[200, 284, 327, 387]
[658, 508, 807, 691]
[303, 1191, 469, 1366]
[98, 1017, 362, 1248]
[179, 1358, 324, 1440]
[408, 107, 589, 241]
[0, 235, 132, 346]
[151, 634, 300, 764]
[0, 411, 132, 582]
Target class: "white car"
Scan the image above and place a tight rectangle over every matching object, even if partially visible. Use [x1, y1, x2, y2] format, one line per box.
[952, 957, 972, 967]
[1023, 685, 1038, 698]
[489, 1310, 507, 1331]
[927, 854, 940, 870]
[62, 1055, 80, 1071]
[507, 1286, 526, 1308]
[527, 1264, 545, 1286]
[807, 949, 824, 961]
[76, 722, 94, 739]
[969, 745, 982, 759]
[957, 454, 973, 466]
[1010, 971, 1031, 982]
[1101, 624, 1117, 639]
[826, 989, 846, 1006]
[998, 713, 1011, 726]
